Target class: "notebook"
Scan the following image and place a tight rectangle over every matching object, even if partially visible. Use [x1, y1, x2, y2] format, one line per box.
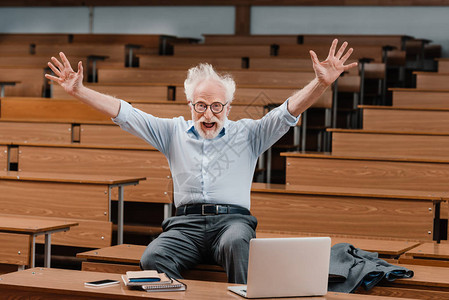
[227, 237, 331, 298]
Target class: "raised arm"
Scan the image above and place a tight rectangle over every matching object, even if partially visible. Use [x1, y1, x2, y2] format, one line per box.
[287, 39, 358, 117]
[45, 52, 120, 118]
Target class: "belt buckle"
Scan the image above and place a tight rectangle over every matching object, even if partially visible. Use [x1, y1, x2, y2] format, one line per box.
[201, 204, 217, 215]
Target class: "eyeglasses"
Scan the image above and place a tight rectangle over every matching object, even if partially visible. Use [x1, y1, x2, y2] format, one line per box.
[191, 101, 228, 114]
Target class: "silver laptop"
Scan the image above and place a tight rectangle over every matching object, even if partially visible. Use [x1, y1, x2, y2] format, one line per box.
[228, 237, 331, 298]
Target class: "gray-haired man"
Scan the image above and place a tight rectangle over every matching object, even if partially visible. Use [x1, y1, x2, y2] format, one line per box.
[46, 39, 357, 283]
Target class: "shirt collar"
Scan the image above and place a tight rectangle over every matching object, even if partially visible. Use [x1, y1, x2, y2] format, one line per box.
[186, 119, 230, 139]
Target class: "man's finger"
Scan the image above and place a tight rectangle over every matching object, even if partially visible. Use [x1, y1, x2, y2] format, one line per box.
[327, 39, 338, 59]
[335, 41, 348, 60]
[48, 62, 61, 77]
[51, 56, 64, 71]
[77, 61, 83, 75]
[59, 52, 73, 71]
[340, 48, 354, 64]
[344, 62, 358, 71]
[45, 73, 63, 84]
[309, 50, 320, 65]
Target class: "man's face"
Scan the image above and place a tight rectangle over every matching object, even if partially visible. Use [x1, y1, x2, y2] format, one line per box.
[190, 80, 230, 139]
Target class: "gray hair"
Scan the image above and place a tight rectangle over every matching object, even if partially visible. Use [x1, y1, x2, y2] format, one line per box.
[184, 63, 236, 103]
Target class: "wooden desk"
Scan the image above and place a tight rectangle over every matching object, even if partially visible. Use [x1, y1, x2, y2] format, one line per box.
[0, 171, 145, 246]
[400, 243, 449, 267]
[0, 268, 415, 300]
[0, 215, 77, 268]
[0, 81, 17, 97]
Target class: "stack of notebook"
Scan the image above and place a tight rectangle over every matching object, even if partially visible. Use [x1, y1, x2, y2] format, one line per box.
[121, 270, 186, 292]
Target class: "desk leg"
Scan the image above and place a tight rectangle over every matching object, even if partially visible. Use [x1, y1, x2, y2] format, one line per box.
[30, 235, 36, 268]
[44, 233, 51, 268]
[118, 185, 124, 245]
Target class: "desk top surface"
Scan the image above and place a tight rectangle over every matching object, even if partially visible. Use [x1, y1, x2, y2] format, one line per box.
[0, 214, 78, 234]
[0, 268, 415, 300]
[404, 242, 449, 259]
[0, 171, 146, 185]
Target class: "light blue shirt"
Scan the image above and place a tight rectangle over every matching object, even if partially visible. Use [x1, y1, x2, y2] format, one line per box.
[112, 100, 299, 210]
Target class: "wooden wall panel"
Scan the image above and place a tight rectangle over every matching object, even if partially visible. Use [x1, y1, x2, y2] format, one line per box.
[363, 109, 449, 132]
[251, 192, 433, 240]
[0, 98, 110, 122]
[52, 84, 168, 101]
[138, 56, 242, 70]
[35, 218, 112, 248]
[0, 67, 45, 97]
[331, 132, 449, 160]
[0, 122, 72, 144]
[0, 180, 108, 221]
[80, 124, 152, 147]
[18, 146, 172, 204]
[0, 233, 30, 266]
[392, 90, 449, 109]
[416, 73, 449, 90]
[173, 45, 272, 58]
[0, 145, 7, 172]
[285, 156, 449, 191]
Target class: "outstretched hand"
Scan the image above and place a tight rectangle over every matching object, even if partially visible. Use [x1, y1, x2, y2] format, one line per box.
[310, 39, 358, 86]
[45, 52, 83, 96]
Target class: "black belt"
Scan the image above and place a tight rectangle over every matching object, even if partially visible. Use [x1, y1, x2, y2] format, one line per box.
[176, 204, 250, 216]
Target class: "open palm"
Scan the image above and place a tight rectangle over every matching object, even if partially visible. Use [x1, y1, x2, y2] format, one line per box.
[310, 39, 358, 86]
[45, 52, 83, 95]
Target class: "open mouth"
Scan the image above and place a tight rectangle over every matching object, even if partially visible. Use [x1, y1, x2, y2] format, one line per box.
[202, 122, 216, 129]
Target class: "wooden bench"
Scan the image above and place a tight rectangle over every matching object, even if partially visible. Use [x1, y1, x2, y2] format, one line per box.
[251, 183, 443, 241]
[76, 234, 420, 280]
[282, 152, 449, 193]
[329, 129, 449, 160]
[360, 105, 449, 132]
[0, 97, 111, 122]
[391, 88, 449, 109]
[414, 71, 449, 90]
[0, 67, 45, 97]
[0, 214, 78, 269]
[0, 171, 144, 247]
[400, 243, 449, 267]
[0, 268, 411, 300]
[437, 58, 449, 73]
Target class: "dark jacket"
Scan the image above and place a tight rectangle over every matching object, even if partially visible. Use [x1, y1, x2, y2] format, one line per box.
[328, 243, 414, 293]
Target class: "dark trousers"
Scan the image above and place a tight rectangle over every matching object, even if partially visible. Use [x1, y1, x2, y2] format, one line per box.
[140, 214, 257, 284]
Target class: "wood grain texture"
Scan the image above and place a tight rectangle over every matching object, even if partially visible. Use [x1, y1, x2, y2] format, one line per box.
[0, 97, 110, 122]
[174, 44, 272, 58]
[0, 67, 44, 97]
[302, 34, 407, 49]
[285, 156, 449, 191]
[18, 145, 172, 204]
[0, 214, 78, 233]
[34, 44, 126, 63]
[81, 261, 140, 274]
[0, 145, 6, 171]
[438, 59, 449, 73]
[98, 67, 318, 87]
[278, 44, 383, 61]
[392, 89, 449, 109]
[363, 107, 449, 132]
[53, 84, 168, 101]
[0, 121, 72, 144]
[331, 131, 449, 160]
[404, 242, 449, 259]
[0, 180, 108, 221]
[0, 233, 30, 265]
[251, 191, 433, 240]
[204, 34, 300, 45]
[139, 55, 243, 70]
[415, 72, 449, 90]
[34, 218, 112, 248]
[80, 124, 153, 148]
